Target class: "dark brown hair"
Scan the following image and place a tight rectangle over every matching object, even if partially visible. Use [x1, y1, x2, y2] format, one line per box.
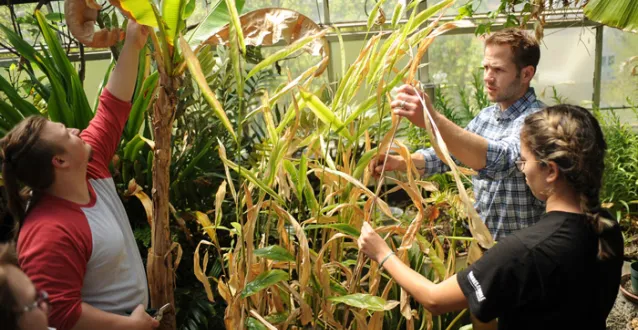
[485, 28, 541, 73]
[0, 243, 19, 330]
[0, 116, 62, 241]
[521, 104, 615, 260]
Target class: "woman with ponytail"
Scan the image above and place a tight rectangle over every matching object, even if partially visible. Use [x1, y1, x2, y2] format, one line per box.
[359, 104, 623, 329]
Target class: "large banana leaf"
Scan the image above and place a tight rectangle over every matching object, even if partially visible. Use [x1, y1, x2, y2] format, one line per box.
[584, 0, 638, 33]
[161, 0, 188, 46]
[186, 0, 246, 45]
[112, 0, 159, 28]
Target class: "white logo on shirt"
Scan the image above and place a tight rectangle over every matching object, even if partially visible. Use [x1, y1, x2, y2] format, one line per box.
[468, 271, 486, 302]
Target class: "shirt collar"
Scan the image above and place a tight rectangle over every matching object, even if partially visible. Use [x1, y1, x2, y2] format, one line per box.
[494, 87, 537, 122]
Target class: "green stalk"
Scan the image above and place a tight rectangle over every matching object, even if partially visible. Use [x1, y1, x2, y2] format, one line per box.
[151, 3, 173, 74]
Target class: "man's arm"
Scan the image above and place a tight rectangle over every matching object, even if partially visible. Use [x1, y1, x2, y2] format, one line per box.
[71, 303, 157, 330]
[393, 84, 489, 170]
[106, 22, 149, 102]
[81, 22, 149, 178]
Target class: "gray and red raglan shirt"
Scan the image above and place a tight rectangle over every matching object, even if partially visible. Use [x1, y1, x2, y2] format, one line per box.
[17, 89, 148, 330]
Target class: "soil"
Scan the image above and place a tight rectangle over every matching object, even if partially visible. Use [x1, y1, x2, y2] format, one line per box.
[607, 266, 638, 330]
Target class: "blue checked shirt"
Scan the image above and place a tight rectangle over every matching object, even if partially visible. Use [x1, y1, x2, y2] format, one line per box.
[417, 88, 545, 240]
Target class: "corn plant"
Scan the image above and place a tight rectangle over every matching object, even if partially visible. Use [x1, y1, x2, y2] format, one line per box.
[192, 1, 494, 329]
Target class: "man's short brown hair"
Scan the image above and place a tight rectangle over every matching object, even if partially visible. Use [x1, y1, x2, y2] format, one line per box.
[485, 28, 540, 73]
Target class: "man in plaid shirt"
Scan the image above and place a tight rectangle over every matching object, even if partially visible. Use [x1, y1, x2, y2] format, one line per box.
[371, 28, 545, 240]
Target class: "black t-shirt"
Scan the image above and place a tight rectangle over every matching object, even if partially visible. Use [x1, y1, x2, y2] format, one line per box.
[457, 211, 623, 330]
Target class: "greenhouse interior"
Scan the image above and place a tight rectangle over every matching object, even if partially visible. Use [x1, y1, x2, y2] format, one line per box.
[0, 0, 637, 329]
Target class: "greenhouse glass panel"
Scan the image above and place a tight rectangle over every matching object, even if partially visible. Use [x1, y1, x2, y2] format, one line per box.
[328, 0, 399, 23]
[243, 0, 324, 23]
[411, 27, 595, 108]
[533, 27, 596, 106]
[600, 26, 638, 109]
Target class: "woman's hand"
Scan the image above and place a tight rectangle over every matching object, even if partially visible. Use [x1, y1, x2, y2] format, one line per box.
[358, 222, 392, 263]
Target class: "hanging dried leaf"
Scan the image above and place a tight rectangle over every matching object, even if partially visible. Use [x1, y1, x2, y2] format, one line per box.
[124, 179, 153, 226]
[194, 240, 216, 301]
[202, 8, 329, 76]
[64, 0, 124, 47]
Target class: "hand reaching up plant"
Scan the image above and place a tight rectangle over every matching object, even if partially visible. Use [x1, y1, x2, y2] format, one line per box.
[358, 222, 392, 264]
[123, 21, 150, 52]
[391, 84, 437, 129]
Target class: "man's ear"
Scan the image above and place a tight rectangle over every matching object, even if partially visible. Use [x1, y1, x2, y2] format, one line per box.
[52, 155, 68, 169]
[545, 161, 559, 184]
[521, 66, 535, 83]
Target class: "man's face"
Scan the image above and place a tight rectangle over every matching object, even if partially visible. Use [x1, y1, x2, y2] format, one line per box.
[482, 44, 527, 106]
[40, 120, 92, 170]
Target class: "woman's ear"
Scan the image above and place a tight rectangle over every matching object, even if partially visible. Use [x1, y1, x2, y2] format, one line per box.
[545, 161, 559, 184]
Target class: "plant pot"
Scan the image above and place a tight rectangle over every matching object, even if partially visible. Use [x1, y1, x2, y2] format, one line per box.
[631, 261, 638, 294]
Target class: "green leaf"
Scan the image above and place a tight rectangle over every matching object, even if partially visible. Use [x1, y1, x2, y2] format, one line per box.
[224, 0, 245, 54]
[253, 245, 295, 262]
[246, 33, 323, 79]
[584, 0, 638, 33]
[218, 140, 282, 202]
[125, 71, 158, 140]
[264, 312, 288, 324]
[123, 135, 146, 161]
[246, 317, 268, 330]
[93, 59, 115, 113]
[118, 0, 159, 27]
[456, 3, 474, 20]
[409, 0, 454, 32]
[352, 148, 378, 180]
[45, 13, 64, 22]
[162, 0, 186, 46]
[184, 0, 197, 20]
[391, 1, 405, 28]
[180, 37, 236, 139]
[171, 138, 215, 189]
[298, 153, 308, 202]
[186, 0, 245, 45]
[328, 293, 389, 311]
[0, 75, 38, 122]
[241, 270, 288, 298]
[151, 3, 173, 73]
[299, 90, 352, 142]
[305, 224, 360, 238]
[35, 10, 89, 127]
[367, 0, 387, 29]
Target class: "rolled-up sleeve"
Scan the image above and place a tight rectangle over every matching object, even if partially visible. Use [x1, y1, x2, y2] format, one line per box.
[416, 115, 482, 178]
[477, 118, 524, 180]
[416, 147, 450, 177]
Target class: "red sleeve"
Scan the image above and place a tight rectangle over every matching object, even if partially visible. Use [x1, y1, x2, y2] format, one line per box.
[81, 88, 132, 180]
[17, 203, 92, 330]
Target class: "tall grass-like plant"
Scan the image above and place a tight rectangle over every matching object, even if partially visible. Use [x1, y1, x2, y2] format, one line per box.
[597, 104, 638, 215]
[192, 1, 494, 329]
